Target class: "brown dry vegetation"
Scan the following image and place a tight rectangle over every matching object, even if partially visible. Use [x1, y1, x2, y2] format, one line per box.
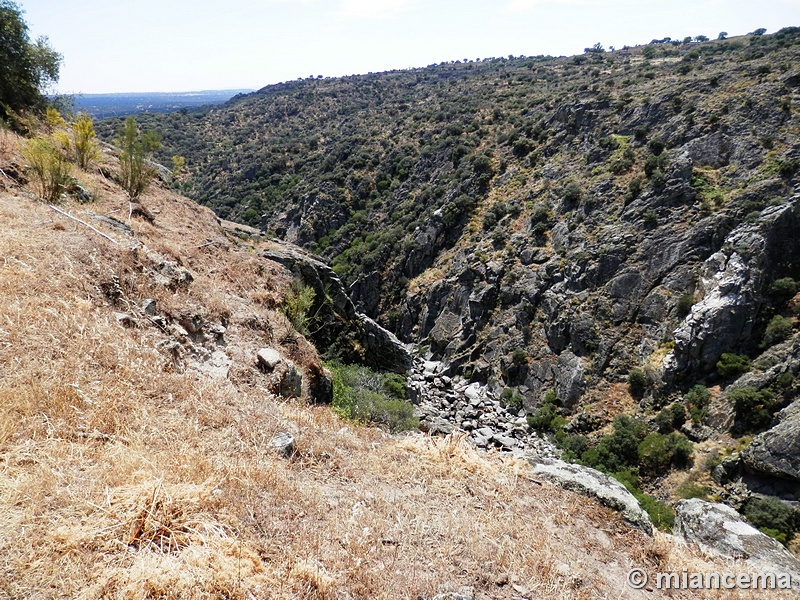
[0, 132, 793, 599]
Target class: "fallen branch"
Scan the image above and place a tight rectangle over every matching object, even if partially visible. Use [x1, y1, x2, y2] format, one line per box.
[48, 204, 119, 244]
[197, 240, 218, 249]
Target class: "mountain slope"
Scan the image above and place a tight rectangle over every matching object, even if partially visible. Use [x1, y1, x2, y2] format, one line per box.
[100, 28, 800, 544]
[0, 131, 771, 599]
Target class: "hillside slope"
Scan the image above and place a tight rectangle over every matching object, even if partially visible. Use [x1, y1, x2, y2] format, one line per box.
[109, 28, 800, 522]
[1, 132, 777, 598]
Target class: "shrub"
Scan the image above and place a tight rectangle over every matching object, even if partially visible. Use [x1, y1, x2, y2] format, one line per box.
[727, 386, 778, 432]
[763, 315, 793, 348]
[744, 496, 797, 546]
[21, 135, 71, 202]
[676, 293, 695, 317]
[628, 368, 648, 397]
[561, 180, 582, 203]
[117, 116, 161, 200]
[654, 402, 685, 433]
[716, 353, 751, 378]
[768, 277, 798, 304]
[328, 362, 417, 432]
[280, 280, 316, 335]
[527, 399, 561, 433]
[581, 415, 647, 473]
[637, 432, 693, 474]
[73, 112, 99, 170]
[684, 384, 711, 424]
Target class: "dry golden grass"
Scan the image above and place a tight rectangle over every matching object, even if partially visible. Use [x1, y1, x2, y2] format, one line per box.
[0, 134, 793, 599]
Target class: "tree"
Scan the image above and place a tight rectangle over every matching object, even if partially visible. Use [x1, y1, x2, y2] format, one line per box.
[117, 116, 161, 200]
[0, 1, 61, 121]
[718, 32, 729, 40]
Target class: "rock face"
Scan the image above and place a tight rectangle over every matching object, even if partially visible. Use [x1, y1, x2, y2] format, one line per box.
[665, 196, 800, 378]
[674, 498, 800, 586]
[530, 459, 653, 535]
[262, 241, 412, 374]
[741, 400, 800, 487]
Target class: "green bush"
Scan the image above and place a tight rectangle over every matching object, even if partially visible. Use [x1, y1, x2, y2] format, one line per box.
[637, 432, 693, 474]
[744, 496, 797, 546]
[581, 415, 647, 473]
[117, 116, 161, 200]
[655, 402, 686, 433]
[628, 368, 648, 397]
[684, 384, 711, 424]
[763, 315, 793, 348]
[676, 293, 695, 317]
[328, 362, 417, 432]
[280, 280, 317, 335]
[727, 386, 777, 432]
[768, 278, 798, 304]
[21, 134, 71, 202]
[716, 353, 751, 378]
[527, 399, 561, 433]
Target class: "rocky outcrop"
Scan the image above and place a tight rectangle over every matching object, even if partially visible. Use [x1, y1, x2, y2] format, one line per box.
[665, 195, 800, 377]
[262, 241, 412, 374]
[674, 498, 800, 586]
[530, 459, 653, 534]
[741, 400, 800, 487]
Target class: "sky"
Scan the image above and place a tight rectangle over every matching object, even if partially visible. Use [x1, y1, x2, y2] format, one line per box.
[18, 0, 800, 94]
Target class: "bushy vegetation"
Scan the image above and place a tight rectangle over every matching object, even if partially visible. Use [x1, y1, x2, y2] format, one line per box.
[716, 353, 751, 378]
[280, 280, 317, 335]
[627, 368, 648, 397]
[328, 362, 417, 432]
[762, 315, 793, 348]
[117, 116, 161, 200]
[21, 134, 71, 202]
[72, 112, 100, 169]
[727, 386, 780, 433]
[743, 496, 798, 546]
[683, 384, 711, 424]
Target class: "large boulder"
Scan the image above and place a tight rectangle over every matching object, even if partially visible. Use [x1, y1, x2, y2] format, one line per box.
[674, 498, 800, 587]
[530, 459, 652, 534]
[741, 400, 800, 486]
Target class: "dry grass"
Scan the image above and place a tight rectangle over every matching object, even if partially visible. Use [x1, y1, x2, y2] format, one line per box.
[0, 135, 793, 599]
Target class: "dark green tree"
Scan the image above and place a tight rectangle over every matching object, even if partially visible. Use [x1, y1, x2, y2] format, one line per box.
[0, 1, 61, 121]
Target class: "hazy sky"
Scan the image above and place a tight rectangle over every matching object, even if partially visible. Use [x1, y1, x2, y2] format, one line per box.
[19, 0, 799, 94]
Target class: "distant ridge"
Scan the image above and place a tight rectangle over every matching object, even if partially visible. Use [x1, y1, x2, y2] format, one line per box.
[68, 89, 254, 118]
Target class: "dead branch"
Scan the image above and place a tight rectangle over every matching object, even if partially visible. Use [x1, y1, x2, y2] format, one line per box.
[48, 204, 119, 245]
